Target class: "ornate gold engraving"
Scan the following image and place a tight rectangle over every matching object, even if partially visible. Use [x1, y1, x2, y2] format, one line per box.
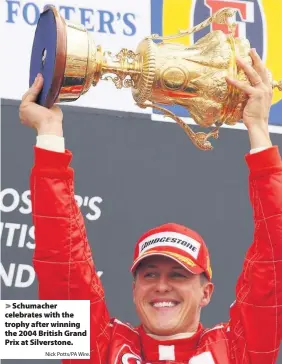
[161, 67, 187, 90]
[100, 48, 140, 89]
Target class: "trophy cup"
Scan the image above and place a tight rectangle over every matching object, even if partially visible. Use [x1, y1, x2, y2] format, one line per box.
[29, 6, 282, 150]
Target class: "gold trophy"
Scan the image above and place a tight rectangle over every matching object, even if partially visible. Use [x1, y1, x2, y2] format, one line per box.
[30, 6, 282, 150]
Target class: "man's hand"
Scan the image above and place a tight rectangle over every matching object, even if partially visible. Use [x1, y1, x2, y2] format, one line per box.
[226, 48, 273, 149]
[19, 73, 63, 136]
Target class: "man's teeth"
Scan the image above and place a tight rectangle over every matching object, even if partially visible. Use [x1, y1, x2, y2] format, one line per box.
[152, 302, 177, 308]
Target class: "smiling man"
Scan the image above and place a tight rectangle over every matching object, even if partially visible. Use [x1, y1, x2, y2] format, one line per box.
[131, 224, 214, 340]
[19, 49, 282, 363]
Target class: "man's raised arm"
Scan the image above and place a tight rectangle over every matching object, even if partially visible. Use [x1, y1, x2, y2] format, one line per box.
[226, 50, 282, 363]
[19, 74, 112, 363]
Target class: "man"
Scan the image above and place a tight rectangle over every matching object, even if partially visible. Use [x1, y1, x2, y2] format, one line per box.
[19, 49, 281, 363]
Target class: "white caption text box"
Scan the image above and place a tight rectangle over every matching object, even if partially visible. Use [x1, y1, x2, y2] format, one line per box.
[0, 300, 90, 359]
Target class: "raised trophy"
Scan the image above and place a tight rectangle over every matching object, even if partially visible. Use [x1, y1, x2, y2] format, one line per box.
[29, 5, 282, 150]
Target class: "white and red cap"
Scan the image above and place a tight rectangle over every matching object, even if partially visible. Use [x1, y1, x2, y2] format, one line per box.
[130, 223, 212, 280]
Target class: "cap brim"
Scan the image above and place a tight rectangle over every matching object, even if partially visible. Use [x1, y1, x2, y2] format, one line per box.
[130, 250, 204, 276]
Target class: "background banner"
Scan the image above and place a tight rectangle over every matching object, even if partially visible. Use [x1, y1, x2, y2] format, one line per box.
[0, 0, 151, 113]
[0, 0, 281, 128]
[151, 0, 282, 127]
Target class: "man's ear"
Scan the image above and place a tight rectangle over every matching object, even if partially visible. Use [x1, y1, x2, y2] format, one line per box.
[200, 282, 214, 308]
[132, 279, 136, 304]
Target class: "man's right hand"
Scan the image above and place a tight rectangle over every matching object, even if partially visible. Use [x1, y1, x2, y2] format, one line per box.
[19, 73, 63, 136]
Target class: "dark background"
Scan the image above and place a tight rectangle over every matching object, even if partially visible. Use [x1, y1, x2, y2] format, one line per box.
[1, 99, 282, 363]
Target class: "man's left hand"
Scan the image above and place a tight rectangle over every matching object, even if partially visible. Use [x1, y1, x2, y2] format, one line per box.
[226, 48, 273, 149]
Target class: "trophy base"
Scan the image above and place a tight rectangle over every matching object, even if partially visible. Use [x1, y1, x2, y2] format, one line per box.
[29, 6, 66, 108]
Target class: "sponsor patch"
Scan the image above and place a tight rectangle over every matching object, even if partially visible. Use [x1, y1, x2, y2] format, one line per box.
[138, 232, 201, 259]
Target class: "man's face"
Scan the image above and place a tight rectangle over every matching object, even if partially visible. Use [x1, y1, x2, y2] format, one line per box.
[133, 256, 213, 336]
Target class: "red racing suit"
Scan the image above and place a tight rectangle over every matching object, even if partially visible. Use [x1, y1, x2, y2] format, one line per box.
[31, 146, 282, 364]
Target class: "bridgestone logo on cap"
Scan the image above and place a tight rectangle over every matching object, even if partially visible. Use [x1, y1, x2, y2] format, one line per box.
[138, 232, 201, 259]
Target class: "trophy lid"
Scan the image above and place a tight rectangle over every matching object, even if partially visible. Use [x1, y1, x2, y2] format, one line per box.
[29, 6, 66, 108]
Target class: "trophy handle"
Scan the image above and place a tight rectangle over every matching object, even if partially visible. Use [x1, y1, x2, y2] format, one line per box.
[138, 103, 221, 151]
[148, 7, 238, 42]
[273, 79, 282, 91]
